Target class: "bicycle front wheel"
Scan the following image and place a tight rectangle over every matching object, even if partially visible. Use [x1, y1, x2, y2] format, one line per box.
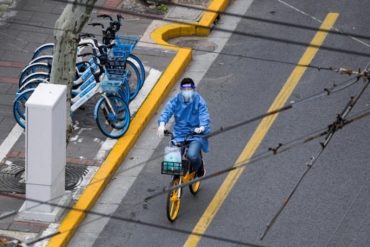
[166, 177, 181, 222]
[128, 54, 145, 88]
[119, 78, 131, 104]
[125, 60, 141, 101]
[94, 95, 131, 139]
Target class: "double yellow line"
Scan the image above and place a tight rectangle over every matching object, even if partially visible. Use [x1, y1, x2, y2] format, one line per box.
[184, 12, 339, 246]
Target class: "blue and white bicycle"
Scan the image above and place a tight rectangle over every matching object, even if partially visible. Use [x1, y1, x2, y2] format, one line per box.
[28, 15, 145, 101]
[90, 14, 146, 100]
[13, 56, 131, 139]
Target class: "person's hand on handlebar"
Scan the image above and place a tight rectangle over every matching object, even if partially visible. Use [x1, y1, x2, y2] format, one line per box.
[194, 126, 205, 134]
[157, 122, 166, 137]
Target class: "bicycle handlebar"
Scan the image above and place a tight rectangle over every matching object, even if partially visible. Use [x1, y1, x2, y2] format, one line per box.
[164, 130, 172, 136]
[79, 33, 96, 39]
[99, 42, 115, 49]
[89, 14, 123, 45]
[164, 130, 202, 141]
[77, 52, 95, 57]
[97, 14, 113, 21]
[97, 14, 124, 23]
[117, 14, 123, 22]
[88, 22, 105, 28]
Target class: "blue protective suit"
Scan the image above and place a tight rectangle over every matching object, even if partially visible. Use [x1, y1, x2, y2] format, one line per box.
[158, 92, 211, 152]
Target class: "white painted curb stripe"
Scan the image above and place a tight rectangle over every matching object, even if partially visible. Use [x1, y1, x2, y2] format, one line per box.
[0, 124, 23, 163]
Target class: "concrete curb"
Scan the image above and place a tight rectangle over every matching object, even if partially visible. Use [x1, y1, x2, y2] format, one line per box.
[47, 0, 229, 246]
[151, 0, 230, 47]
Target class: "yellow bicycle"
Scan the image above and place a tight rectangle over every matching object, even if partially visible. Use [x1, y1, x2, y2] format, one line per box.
[161, 131, 202, 222]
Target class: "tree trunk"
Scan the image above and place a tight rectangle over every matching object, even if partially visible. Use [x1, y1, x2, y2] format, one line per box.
[50, 0, 97, 142]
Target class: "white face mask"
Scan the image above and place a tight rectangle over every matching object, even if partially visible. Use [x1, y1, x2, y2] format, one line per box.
[181, 90, 194, 102]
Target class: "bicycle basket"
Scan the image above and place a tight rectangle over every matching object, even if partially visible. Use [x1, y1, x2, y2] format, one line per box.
[100, 78, 123, 94]
[161, 161, 185, 176]
[105, 57, 126, 79]
[113, 35, 138, 58]
[162, 145, 185, 175]
[111, 46, 130, 61]
[118, 35, 138, 48]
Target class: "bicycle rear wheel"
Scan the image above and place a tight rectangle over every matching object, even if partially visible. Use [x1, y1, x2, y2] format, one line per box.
[13, 88, 35, 128]
[29, 55, 53, 65]
[32, 43, 54, 59]
[94, 95, 130, 139]
[18, 78, 49, 93]
[166, 177, 181, 222]
[19, 63, 51, 86]
[19, 72, 50, 88]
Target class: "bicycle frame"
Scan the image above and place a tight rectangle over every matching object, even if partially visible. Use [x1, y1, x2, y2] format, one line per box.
[74, 57, 100, 86]
[70, 76, 100, 112]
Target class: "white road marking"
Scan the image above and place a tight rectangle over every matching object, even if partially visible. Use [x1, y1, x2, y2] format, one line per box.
[94, 138, 117, 162]
[0, 124, 23, 163]
[137, 20, 171, 50]
[129, 68, 162, 112]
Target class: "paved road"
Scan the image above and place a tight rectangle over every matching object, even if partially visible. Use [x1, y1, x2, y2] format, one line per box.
[62, 0, 370, 246]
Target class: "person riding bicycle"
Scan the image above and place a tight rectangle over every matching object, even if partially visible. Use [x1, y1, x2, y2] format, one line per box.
[157, 78, 211, 177]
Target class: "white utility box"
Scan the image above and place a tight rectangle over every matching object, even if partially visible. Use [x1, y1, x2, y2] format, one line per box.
[18, 84, 71, 222]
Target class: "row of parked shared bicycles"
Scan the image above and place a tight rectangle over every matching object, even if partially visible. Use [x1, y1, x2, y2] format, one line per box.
[13, 14, 145, 139]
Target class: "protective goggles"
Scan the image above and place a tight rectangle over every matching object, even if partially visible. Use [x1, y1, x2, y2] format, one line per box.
[180, 83, 195, 89]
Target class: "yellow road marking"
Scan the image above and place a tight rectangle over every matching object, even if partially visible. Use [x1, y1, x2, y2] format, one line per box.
[183, 13, 339, 247]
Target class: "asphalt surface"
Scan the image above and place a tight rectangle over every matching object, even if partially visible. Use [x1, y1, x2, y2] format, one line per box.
[87, 1, 370, 247]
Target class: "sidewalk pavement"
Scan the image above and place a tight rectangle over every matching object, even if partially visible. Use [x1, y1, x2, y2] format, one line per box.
[0, 0, 224, 245]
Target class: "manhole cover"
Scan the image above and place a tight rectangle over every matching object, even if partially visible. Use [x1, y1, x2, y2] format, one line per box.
[65, 165, 88, 190]
[171, 38, 217, 54]
[0, 164, 88, 193]
[0, 235, 22, 247]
